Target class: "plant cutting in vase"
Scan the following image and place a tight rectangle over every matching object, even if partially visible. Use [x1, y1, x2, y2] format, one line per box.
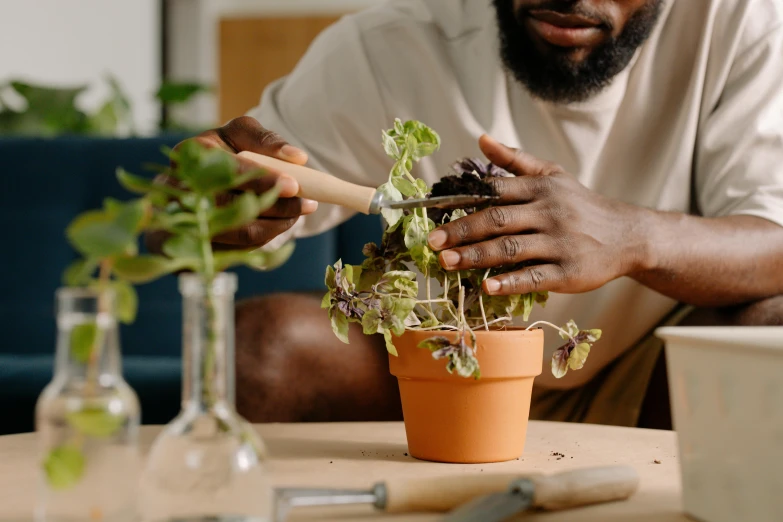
[107, 140, 294, 521]
[35, 197, 150, 520]
[322, 119, 602, 463]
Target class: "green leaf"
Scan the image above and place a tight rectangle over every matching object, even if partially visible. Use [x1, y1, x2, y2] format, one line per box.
[392, 177, 418, 197]
[329, 309, 350, 344]
[155, 81, 210, 104]
[70, 323, 97, 363]
[559, 319, 580, 340]
[415, 143, 439, 158]
[418, 337, 451, 352]
[149, 211, 198, 234]
[116, 168, 185, 199]
[66, 407, 125, 437]
[361, 309, 383, 335]
[43, 446, 85, 490]
[208, 189, 280, 236]
[62, 258, 98, 286]
[377, 182, 404, 228]
[320, 291, 332, 309]
[325, 265, 336, 289]
[162, 233, 201, 259]
[171, 141, 237, 193]
[382, 130, 400, 159]
[415, 178, 430, 193]
[112, 255, 194, 284]
[112, 280, 138, 324]
[66, 209, 136, 258]
[568, 342, 591, 371]
[383, 330, 398, 356]
[213, 241, 296, 272]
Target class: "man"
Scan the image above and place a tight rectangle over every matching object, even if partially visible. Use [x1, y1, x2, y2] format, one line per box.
[166, 0, 783, 428]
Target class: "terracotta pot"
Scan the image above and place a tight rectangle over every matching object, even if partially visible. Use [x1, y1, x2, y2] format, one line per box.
[388, 328, 544, 464]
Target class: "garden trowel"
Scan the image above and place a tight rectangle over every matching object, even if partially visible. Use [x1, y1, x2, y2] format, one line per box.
[443, 465, 640, 521]
[272, 465, 639, 522]
[238, 151, 497, 214]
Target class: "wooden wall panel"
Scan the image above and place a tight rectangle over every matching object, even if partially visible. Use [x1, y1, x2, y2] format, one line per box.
[218, 16, 341, 123]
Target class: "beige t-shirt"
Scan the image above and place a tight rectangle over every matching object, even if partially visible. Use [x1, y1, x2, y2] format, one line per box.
[247, 0, 783, 390]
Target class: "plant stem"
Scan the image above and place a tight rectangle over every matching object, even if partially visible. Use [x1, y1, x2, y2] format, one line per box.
[412, 324, 461, 332]
[84, 261, 111, 398]
[197, 196, 218, 409]
[479, 270, 490, 331]
[526, 320, 571, 339]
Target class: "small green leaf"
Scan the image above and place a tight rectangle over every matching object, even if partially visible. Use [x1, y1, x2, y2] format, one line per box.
[66, 407, 125, 437]
[112, 255, 194, 284]
[116, 168, 185, 199]
[377, 182, 403, 228]
[213, 241, 295, 272]
[155, 81, 210, 104]
[329, 310, 350, 344]
[176, 145, 238, 193]
[383, 330, 398, 356]
[568, 342, 591, 371]
[320, 291, 332, 309]
[325, 265, 337, 289]
[382, 130, 400, 159]
[208, 189, 280, 236]
[418, 337, 451, 352]
[559, 319, 580, 340]
[66, 211, 135, 258]
[361, 309, 383, 335]
[43, 446, 85, 490]
[112, 280, 138, 324]
[392, 177, 418, 197]
[70, 323, 97, 363]
[415, 178, 430, 193]
[162, 234, 201, 259]
[62, 258, 98, 286]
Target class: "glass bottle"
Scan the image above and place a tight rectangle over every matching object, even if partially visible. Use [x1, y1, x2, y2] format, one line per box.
[140, 273, 271, 522]
[35, 287, 141, 522]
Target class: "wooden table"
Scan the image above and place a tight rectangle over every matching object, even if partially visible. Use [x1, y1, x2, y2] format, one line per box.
[0, 421, 688, 521]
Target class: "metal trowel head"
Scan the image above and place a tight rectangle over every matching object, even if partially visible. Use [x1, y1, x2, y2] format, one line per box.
[442, 478, 536, 522]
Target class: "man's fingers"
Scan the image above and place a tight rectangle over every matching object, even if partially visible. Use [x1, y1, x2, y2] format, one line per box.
[479, 134, 561, 178]
[436, 234, 554, 271]
[218, 116, 308, 165]
[212, 217, 299, 247]
[233, 155, 300, 197]
[482, 264, 567, 296]
[428, 203, 546, 250]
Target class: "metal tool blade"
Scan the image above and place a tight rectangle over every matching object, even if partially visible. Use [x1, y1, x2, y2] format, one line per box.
[273, 485, 383, 522]
[442, 479, 536, 522]
[384, 194, 498, 210]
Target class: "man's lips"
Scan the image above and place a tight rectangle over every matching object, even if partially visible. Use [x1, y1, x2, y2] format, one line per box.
[524, 9, 605, 48]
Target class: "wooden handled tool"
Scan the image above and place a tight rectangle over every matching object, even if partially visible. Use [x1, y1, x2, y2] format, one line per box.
[237, 151, 497, 214]
[272, 466, 639, 522]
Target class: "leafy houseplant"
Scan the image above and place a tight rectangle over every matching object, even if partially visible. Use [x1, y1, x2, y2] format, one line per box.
[323, 119, 601, 379]
[36, 141, 292, 520]
[110, 141, 292, 521]
[323, 119, 602, 463]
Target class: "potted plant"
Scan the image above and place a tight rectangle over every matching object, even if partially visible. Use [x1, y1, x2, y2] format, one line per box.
[323, 119, 602, 463]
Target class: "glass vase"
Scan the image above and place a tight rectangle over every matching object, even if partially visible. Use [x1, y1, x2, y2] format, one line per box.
[140, 273, 271, 522]
[35, 287, 141, 522]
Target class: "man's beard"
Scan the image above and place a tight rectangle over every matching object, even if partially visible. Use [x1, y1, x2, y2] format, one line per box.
[493, 0, 663, 104]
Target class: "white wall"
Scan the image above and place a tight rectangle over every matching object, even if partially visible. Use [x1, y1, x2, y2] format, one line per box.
[0, 0, 161, 134]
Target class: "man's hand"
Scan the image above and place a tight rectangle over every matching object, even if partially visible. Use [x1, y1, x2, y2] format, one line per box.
[427, 134, 647, 296]
[147, 116, 318, 253]
[428, 135, 783, 308]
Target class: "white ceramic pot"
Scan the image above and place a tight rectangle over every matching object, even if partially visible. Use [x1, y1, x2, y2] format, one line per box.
[655, 326, 783, 522]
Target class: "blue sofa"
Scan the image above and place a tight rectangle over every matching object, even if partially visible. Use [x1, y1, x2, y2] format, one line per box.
[0, 136, 382, 435]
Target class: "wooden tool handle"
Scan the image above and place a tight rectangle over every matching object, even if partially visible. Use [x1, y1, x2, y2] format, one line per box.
[383, 473, 524, 513]
[237, 151, 377, 214]
[530, 466, 639, 510]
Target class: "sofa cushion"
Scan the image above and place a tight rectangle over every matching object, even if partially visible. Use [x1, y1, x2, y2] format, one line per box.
[0, 354, 182, 435]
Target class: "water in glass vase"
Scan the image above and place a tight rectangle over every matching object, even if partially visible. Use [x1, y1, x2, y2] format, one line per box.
[140, 273, 272, 522]
[35, 287, 141, 522]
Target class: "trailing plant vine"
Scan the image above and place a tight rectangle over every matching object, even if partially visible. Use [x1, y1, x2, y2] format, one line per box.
[324, 119, 602, 379]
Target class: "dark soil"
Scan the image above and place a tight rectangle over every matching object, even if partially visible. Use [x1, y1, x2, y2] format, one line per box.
[430, 173, 497, 198]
